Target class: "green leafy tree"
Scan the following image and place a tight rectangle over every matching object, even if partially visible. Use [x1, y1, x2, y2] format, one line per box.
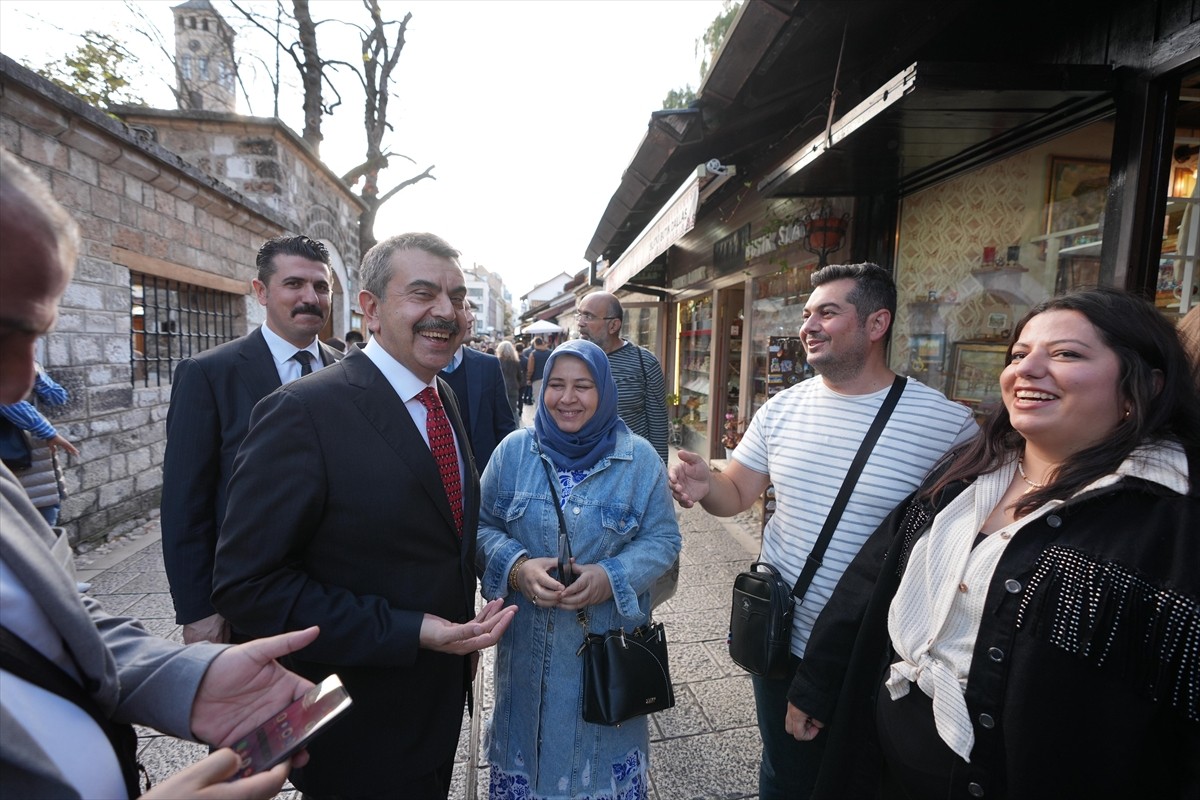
[35, 31, 143, 109]
[661, 1, 740, 109]
[662, 85, 697, 110]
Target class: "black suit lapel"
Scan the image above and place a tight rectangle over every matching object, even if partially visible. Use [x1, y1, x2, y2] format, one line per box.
[235, 327, 283, 401]
[462, 351, 485, 441]
[437, 374, 479, 530]
[317, 341, 343, 366]
[441, 361, 470, 433]
[343, 352, 470, 542]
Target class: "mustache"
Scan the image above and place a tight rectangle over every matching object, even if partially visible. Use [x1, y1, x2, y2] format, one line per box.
[292, 303, 325, 318]
[415, 319, 460, 336]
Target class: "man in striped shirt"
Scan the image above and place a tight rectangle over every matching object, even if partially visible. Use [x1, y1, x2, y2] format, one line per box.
[576, 291, 669, 463]
[669, 263, 977, 800]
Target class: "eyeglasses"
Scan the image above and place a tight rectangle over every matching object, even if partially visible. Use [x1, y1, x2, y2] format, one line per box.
[574, 312, 619, 323]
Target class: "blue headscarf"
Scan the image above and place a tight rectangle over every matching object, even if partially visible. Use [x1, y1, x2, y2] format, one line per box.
[534, 339, 629, 471]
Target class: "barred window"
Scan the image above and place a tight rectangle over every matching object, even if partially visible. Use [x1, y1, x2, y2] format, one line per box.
[131, 272, 239, 387]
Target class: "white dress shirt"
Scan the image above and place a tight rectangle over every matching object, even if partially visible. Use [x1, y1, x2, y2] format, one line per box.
[362, 339, 465, 488]
[260, 322, 323, 384]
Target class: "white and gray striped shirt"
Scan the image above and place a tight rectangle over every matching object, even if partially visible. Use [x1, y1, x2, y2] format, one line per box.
[607, 341, 669, 464]
[732, 375, 977, 657]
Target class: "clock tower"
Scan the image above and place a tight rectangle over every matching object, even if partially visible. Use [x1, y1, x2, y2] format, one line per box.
[171, 0, 236, 112]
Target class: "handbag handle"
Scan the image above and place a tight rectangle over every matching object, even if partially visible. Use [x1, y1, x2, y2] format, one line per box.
[789, 374, 905, 604]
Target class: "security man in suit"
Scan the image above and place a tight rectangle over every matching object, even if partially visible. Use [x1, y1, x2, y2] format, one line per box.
[161, 235, 342, 645]
[440, 301, 517, 471]
[212, 232, 517, 798]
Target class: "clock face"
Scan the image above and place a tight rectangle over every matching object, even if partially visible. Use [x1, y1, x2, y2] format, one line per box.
[189, 39, 201, 51]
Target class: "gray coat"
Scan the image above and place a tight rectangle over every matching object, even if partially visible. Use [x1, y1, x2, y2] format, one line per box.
[0, 463, 224, 797]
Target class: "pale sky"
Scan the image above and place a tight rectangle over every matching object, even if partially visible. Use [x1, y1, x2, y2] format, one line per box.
[0, 0, 728, 301]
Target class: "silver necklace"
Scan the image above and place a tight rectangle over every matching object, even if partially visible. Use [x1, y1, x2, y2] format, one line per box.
[1016, 456, 1046, 490]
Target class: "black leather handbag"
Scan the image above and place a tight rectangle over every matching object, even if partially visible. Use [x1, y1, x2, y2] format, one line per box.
[580, 621, 675, 726]
[728, 376, 905, 680]
[729, 561, 795, 679]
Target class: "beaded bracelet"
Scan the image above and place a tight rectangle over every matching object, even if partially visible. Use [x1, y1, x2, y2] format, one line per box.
[508, 555, 529, 592]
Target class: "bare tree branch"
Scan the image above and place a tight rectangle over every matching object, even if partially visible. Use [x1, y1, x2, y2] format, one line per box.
[340, 150, 416, 186]
[377, 165, 435, 205]
[227, 0, 305, 74]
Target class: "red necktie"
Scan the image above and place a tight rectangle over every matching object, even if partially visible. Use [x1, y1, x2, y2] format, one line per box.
[417, 387, 463, 536]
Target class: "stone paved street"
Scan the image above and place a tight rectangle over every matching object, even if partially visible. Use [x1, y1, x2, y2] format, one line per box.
[74, 426, 766, 799]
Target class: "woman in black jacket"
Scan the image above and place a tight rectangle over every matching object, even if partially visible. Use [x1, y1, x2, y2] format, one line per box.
[787, 287, 1200, 800]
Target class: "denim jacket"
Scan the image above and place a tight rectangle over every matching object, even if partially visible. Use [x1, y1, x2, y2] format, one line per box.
[477, 427, 681, 799]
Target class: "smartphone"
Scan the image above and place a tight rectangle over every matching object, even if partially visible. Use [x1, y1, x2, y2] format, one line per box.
[557, 529, 574, 587]
[228, 673, 352, 780]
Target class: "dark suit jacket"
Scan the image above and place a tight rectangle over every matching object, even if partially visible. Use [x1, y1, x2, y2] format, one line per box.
[441, 347, 517, 471]
[211, 348, 480, 796]
[160, 327, 340, 625]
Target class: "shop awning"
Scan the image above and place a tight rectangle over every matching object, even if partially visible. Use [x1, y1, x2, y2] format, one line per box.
[602, 165, 704, 293]
[757, 61, 1113, 198]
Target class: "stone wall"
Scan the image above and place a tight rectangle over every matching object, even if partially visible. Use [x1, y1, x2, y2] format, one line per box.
[1, 56, 290, 548]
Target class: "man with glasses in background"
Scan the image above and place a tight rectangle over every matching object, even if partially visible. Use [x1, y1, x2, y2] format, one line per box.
[575, 292, 668, 464]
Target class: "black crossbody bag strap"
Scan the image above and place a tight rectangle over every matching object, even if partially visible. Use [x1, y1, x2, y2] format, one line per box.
[537, 443, 572, 552]
[0, 625, 147, 797]
[634, 342, 648, 387]
[790, 374, 905, 604]
[534, 435, 589, 629]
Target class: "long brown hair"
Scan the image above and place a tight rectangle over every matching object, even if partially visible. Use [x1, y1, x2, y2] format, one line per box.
[923, 288, 1200, 515]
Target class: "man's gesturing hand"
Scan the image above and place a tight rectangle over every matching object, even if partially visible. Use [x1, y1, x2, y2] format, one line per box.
[420, 597, 518, 655]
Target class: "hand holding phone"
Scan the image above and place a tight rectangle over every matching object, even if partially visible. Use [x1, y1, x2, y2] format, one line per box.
[228, 674, 352, 780]
[557, 530, 574, 587]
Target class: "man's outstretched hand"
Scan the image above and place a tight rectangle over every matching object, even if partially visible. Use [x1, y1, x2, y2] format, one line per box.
[420, 597, 518, 655]
[191, 626, 320, 749]
[667, 450, 712, 508]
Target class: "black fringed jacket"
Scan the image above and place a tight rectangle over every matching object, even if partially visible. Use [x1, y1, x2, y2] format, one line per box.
[789, 445, 1200, 800]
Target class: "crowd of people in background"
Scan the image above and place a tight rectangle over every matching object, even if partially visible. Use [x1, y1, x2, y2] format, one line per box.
[2, 140, 1197, 800]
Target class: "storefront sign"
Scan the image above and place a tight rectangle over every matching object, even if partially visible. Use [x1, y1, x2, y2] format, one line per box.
[604, 168, 702, 293]
[745, 217, 807, 261]
[671, 265, 710, 290]
[713, 224, 751, 275]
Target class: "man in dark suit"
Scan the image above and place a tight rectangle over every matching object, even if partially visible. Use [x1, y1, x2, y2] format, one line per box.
[440, 302, 517, 471]
[212, 232, 517, 799]
[161, 235, 342, 645]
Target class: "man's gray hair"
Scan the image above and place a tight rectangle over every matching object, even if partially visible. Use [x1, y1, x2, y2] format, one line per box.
[360, 232, 461, 298]
[0, 148, 80, 274]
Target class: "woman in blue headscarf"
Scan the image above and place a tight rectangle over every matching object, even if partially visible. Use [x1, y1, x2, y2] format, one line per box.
[476, 339, 682, 800]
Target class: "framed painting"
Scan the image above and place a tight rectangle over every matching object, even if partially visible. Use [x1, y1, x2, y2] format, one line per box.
[908, 333, 946, 369]
[1045, 158, 1109, 239]
[948, 341, 1008, 405]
